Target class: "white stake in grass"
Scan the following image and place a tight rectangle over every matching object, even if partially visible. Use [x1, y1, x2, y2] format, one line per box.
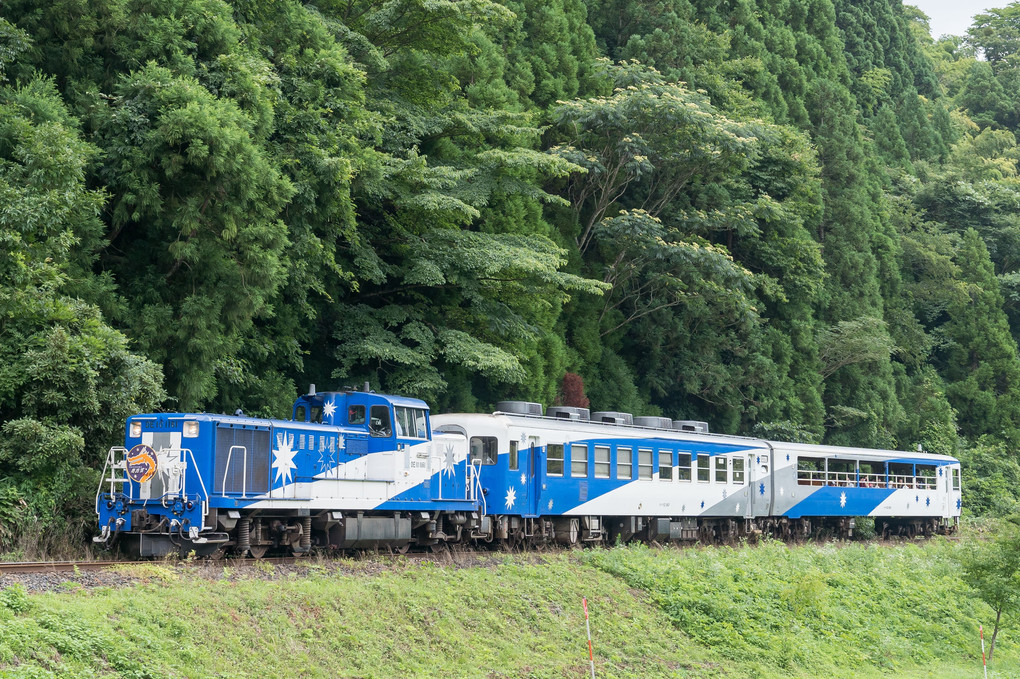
[981, 624, 988, 679]
[583, 596, 595, 679]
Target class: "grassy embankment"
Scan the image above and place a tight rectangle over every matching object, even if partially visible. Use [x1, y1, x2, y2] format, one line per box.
[0, 539, 1015, 678]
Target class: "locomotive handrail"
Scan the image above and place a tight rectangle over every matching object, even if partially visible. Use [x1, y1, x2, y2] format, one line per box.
[220, 445, 249, 498]
[94, 446, 130, 515]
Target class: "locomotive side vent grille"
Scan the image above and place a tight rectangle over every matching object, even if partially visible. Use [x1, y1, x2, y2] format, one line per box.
[215, 427, 271, 494]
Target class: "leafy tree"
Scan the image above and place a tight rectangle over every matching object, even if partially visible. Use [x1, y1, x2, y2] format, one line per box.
[940, 229, 1020, 446]
[0, 68, 164, 551]
[961, 516, 1020, 662]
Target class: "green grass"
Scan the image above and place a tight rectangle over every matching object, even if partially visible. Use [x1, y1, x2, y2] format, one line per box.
[0, 541, 1015, 678]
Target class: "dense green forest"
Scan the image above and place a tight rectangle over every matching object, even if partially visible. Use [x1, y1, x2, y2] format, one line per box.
[3, 0, 1020, 548]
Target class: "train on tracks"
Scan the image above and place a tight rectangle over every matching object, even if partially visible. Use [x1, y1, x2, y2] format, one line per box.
[95, 385, 962, 557]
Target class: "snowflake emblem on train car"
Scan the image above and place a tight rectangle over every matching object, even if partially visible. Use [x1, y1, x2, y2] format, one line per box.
[520, 473, 526, 486]
[938, 467, 943, 477]
[839, 492, 847, 508]
[915, 495, 920, 503]
[735, 503, 739, 513]
[443, 444, 456, 476]
[317, 446, 335, 476]
[548, 499, 554, 510]
[272, 432, 298, 484]
[759, 483, 765, 496]
[700, 500, 705, 509]
[722, 489, 727, 500]
[520, 431, 528, 445]
[786, 454, 790, 461]
[957, 498, 962, 510]
[505, 487, 516, 510]
[323, 399, 337, 419]
[926, 497, 931, 507]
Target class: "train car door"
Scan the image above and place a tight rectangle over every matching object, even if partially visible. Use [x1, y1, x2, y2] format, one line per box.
[527, 438, 541, 517]
[744, 452, 754, 519]
[749, 448, 773, 516]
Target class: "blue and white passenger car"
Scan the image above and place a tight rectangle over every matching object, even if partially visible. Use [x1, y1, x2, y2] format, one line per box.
[96, 392, 961, 556]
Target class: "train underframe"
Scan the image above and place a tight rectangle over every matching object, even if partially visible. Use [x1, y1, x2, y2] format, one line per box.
[107, 506, 960, 558]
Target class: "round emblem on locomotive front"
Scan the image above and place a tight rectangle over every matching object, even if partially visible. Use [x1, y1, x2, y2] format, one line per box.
[126, 444, 158, 483]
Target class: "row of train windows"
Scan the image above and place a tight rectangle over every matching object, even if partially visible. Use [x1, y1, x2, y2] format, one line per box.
[467, 437, 744, 483]
[548, 445, 743, 483]
[796, 457, 961, 490]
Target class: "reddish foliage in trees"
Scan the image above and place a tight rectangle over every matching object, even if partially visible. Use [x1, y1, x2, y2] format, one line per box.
[560, 372, 590, 408]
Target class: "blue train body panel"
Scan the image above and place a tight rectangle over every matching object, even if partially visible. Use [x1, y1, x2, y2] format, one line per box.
[96, 392, 962, 554]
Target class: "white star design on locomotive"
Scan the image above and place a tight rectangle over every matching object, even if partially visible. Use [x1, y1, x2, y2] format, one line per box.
[520, 431, 527, 444]
[443, 444, 456, 476]
[272, 432, 298, 484]
[520, 473, 526, 486]
[323, 399, 337, 419]
[317, 446, 334, 476]
[505, 487, 516, 510]
[547, 499, 554, 510]
[839, 491, 847, 508]
[735, 503, 740, 513]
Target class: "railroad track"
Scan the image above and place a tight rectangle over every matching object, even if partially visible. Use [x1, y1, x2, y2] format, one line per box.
[0, 560, 129, 574]
[0, 556, 306, 574]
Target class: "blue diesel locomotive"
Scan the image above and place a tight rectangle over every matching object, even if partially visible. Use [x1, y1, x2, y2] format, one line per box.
[95, 388, 961, 557]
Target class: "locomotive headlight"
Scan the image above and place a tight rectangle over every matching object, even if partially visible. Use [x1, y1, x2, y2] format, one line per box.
[129, 421, 141, 438]
[183, 421, 199, 438]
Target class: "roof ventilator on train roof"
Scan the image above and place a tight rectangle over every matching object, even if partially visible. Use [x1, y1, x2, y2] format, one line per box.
[674, 420, 709, 434]
[592, 411, 634, 425]
[494, 401, 544, 416]
[546, 406, 591, 421]
[633, 416, 674, 429]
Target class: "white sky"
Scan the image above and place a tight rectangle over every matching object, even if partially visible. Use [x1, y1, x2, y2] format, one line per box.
[908, 1, 1004, 38]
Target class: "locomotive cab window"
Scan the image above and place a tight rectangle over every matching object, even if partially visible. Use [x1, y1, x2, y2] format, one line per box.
[369, 405, 392, 437]
[678, 453, 692, 481]
[547, 444, 564, 476]
[348, 405, 366, 425]
[310, 406, 323, 424]
[509, 441, 519, 471]
[470, 437, 498, 465]
[395, 406, 428, 439]
[295, 405, 306, 422]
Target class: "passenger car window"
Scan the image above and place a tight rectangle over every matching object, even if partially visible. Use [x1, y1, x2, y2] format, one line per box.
[571, 444, 588, 477]
[659, 450, 673, 481]
[470, 437, 498, 465]
[678, 453, 692, 482]
[594, 446, 610, 478]
[547, 444, 564, 476]
[617, 447, 632, 479]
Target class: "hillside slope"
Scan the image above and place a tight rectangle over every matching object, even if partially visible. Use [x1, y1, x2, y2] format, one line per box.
[0, 541, 1014, 678]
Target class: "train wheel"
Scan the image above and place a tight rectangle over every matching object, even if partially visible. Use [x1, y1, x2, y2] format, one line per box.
[248, 545, 268, 559]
